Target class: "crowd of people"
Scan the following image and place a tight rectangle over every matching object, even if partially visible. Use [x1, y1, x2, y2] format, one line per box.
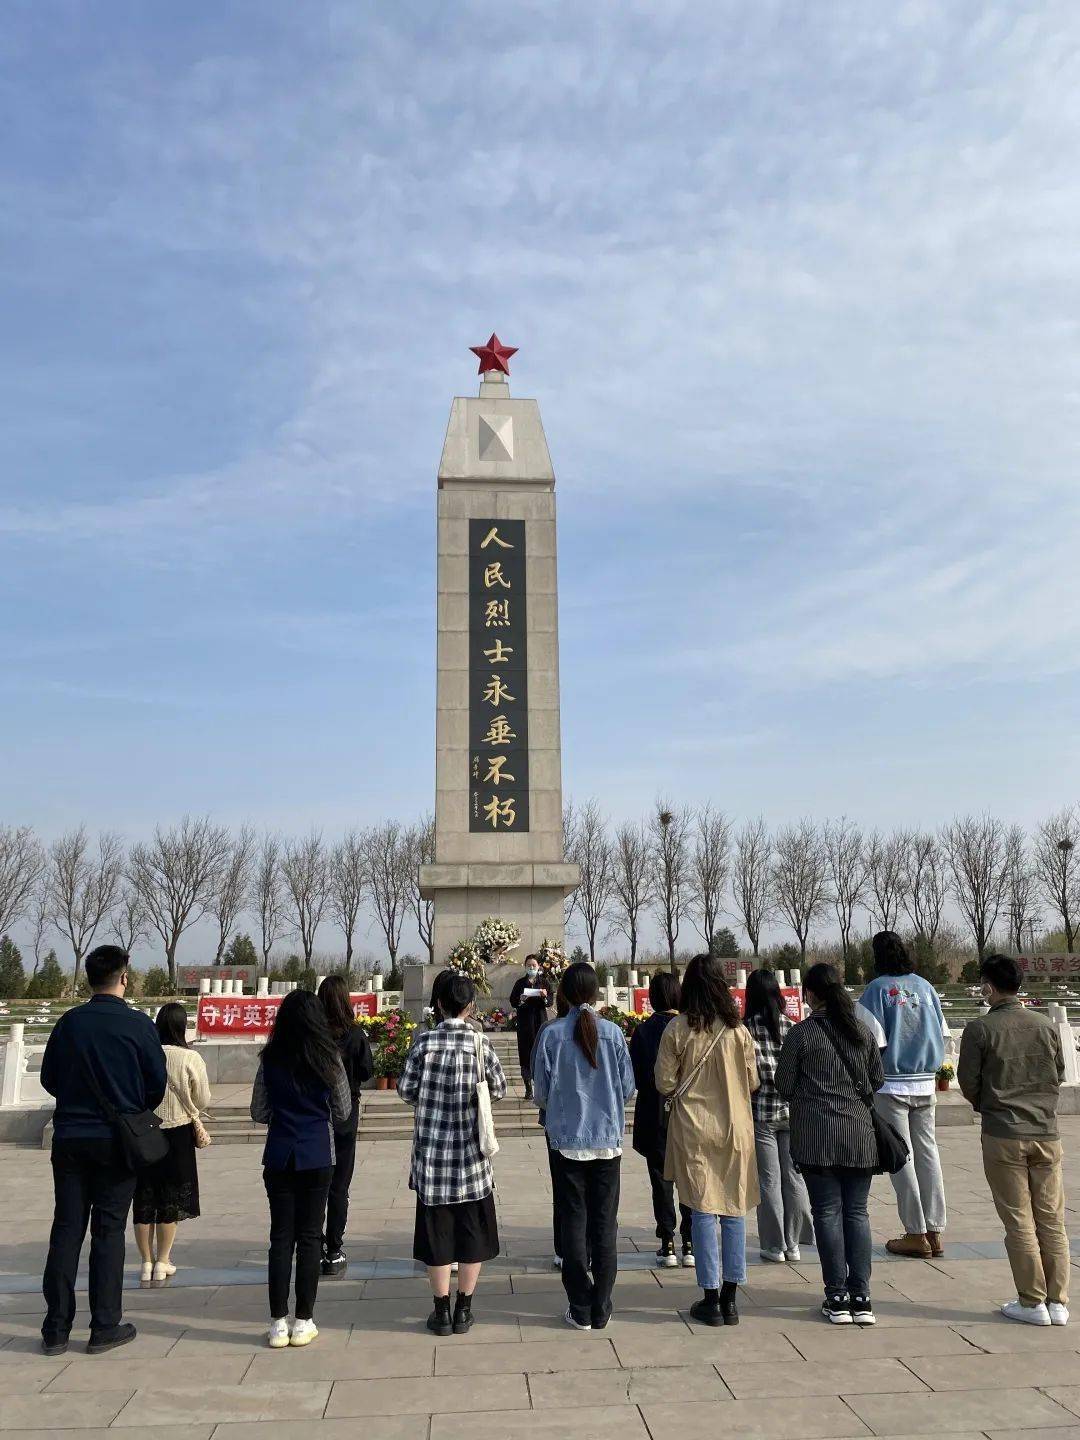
[36, 936, 1071, 1354]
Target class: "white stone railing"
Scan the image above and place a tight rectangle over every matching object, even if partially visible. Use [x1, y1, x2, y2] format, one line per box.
[0, 1025, 50, 1109]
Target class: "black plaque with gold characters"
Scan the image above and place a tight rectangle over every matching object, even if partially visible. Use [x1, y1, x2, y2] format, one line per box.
[469, 518, 529, 832]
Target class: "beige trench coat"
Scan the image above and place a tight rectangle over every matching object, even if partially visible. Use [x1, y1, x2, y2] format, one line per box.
[655, 1016, 760, 1216]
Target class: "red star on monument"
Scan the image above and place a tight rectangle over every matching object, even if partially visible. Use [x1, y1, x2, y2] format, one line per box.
[470, 333, 518, 375]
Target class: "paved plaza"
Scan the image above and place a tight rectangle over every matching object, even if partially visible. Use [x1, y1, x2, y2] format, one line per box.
[2, 1120, 1080, 1438]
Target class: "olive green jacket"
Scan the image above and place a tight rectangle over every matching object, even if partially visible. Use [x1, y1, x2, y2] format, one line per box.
[957, 999, 1064, 1138]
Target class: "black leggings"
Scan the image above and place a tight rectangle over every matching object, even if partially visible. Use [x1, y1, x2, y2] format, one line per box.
[324, 1117, 358, 1256]
[264, 1163, 332, 1320]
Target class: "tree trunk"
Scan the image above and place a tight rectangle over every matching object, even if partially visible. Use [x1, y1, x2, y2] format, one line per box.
[166, 941, 178, 986]
[629, 927, 637, 965]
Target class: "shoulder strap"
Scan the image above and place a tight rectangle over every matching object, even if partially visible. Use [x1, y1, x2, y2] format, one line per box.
[818, 1019, 873, 1111]
[473, 1029, 487, 1086]
[670, 1024, 724, 1102]
[166, 1069, 199, 1122]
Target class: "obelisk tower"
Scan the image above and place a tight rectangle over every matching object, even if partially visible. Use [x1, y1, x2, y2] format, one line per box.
[419, 337, 579, 973]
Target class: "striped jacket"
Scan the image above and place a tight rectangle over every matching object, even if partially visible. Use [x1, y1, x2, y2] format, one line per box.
[774, 1012, 884, 1170]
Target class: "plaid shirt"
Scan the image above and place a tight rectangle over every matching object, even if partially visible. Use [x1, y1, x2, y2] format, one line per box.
[747, 1013, 793, 1126]
[398, 1020, 507, 1206]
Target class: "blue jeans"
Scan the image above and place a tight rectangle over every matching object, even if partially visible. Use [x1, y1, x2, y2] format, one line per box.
[690, 1210, 746, 1288]
[802, 1168, 873, 1297]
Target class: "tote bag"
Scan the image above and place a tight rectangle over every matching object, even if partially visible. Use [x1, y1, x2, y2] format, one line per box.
[473, 1030, 500, 1159]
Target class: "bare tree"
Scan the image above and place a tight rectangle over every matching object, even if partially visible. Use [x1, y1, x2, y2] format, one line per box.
[732, 817, 773, 956]
[865, 830, 908, 932]
[650, 801, 693, 971]
[362, 821, 410, 967]
[824, 817, 867, 962]
[772, 819, 830, 962]
[941, 813, 1010, 960]
[1033, 807, 1079, 952]
[571, 800, 613, 964]
[1005, 824, 1041, 954]
[48, 828, 124, 989]
[280, 830, 331, 967]
[0, 824, 44, 938]
[252, 834, 285, 974]
[329, 830, 367, 974]
[29, 884, 54, 976]
[902, 832, 948, 945]
[608, 820, 652, 965]
[209, 826, 256, 964]
[111, 885, 151, 956]
[404, 815, 436, 964]
[689, 804, 733, 950]
[129, 817, 232, 984]
[562, 800, 579, 927]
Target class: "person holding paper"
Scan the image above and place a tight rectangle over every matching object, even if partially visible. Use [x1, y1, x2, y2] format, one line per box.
[510, 955, 553, 1100]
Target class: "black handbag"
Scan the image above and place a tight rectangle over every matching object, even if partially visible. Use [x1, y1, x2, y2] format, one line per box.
[821, 1022, 910, 1175]
[81, 1053, 169, 1170]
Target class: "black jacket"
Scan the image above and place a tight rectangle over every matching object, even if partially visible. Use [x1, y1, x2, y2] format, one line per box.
[338, 1026, 375, 1102]
[41, 993, 167, 1142]
[628, 1010, 679, 1156]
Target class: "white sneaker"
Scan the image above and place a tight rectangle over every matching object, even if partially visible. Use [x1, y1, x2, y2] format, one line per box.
[450, 1261, 459, 1275]
[564, 1307, 591, 1331]
[139, 1261, 153, 1284]
[552, 1256, 563, 1270]
[1048, 1303, 1070, 1326]
[785, 1247, 802, 1262]
[1001, 1299, 1051, 1326]
[760, 1249, 786, 1264]
[267, 1317, 290, 1348]
[289, 1318, 319, 1347]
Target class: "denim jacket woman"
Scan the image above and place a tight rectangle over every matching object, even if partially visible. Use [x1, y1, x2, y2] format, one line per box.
[532, 1008, 636, 1149]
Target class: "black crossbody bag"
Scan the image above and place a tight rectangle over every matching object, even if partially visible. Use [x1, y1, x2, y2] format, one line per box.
[821, 1022, 910, 1175]
[81, 1054, 169, 1170]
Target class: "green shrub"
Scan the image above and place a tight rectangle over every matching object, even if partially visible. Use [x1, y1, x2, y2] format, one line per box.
[25, 950, 65, 999]
[0, 936, 26, 999]
[143, 965, 174, 997]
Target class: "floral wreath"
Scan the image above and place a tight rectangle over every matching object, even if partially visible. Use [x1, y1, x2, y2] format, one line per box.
[447, 940, 490, 995]
[472, 917, 521, 964]
[535, 937, 567, 982]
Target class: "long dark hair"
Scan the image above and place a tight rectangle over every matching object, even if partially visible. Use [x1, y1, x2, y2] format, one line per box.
[561, 961, 600, 1068]
[155, 1001, 190, 1049]
[318, 974, 355, 1042]
[649, 971, 681, 1013]
[803, 961, 864, 1046]
[744, 967, 784, 1045]
[261, 989, 340, 1088]
[680, 954, 740, 1032]
[429, 968, 455, 1021]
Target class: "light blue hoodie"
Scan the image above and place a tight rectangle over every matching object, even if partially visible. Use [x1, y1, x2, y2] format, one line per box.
[859, 973, 946, 1084]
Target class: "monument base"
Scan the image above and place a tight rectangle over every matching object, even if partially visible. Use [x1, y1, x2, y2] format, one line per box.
[415, 861, 579, 1020]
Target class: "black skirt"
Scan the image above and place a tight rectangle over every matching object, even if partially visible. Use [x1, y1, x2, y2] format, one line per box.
[413, 1191, 499, 1266]
[132, 1123, 201, 1225]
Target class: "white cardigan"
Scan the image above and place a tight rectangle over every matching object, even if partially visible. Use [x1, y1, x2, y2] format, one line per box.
[156, 1046, 212, 1130]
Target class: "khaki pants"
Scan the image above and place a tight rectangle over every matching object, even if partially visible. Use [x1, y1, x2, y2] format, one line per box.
[981, 1134, 1070, 1307]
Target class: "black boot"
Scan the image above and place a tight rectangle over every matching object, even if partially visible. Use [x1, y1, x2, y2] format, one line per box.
[720, 1280, 739, 1326]
[689, 1287, 724, 1327]
[524, 1080, 534, 1100]
[452, 1291, 474, 1334]
[426, 1294, 453, 1336]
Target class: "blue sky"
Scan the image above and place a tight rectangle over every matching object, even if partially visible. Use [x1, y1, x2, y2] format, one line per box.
[3, 3, 1078, 916]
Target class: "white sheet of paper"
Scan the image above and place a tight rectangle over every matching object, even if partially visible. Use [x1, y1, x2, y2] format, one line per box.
[522, 988, 546, 999]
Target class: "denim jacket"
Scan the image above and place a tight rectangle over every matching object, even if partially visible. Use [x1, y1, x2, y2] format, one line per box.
[533, 1008, 636, 1151]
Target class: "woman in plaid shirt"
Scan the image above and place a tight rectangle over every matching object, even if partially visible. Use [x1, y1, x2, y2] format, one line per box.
[398, 971, 507, 1337]
[744, 968, 814, 1264]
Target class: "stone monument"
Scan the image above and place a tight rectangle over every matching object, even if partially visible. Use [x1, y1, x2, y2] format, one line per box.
[415, 336, 579, 1009]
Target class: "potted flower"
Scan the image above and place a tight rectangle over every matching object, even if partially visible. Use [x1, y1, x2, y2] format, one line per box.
[936, 1062, 955, 1093]
[375, 1009, 416, 1089]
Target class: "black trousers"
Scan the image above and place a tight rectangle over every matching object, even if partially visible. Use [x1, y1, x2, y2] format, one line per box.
[644, 1150, 692, 1244]
[264, 1163, 333, 1320]
[549, 1152, 621, 1325]
[324, 1113, 358, 1256]
[42, 1136, 136, 1343]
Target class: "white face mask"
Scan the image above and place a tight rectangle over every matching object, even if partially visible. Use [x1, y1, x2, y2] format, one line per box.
[526, 968, 539, 980]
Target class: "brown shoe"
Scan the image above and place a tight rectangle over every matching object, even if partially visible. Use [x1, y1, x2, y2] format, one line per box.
[926, 1231, 944, 1258]
[886, 1233, 933, 1258]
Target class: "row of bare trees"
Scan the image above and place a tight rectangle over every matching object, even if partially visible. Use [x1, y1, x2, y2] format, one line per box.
[563, 802, 1080, 968]
[0, 816, 436, 987]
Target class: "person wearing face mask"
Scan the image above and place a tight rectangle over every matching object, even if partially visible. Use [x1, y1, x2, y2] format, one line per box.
[510, 955, 553, 1100]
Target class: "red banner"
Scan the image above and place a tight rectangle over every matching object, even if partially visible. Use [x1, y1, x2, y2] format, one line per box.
[1018, 955, 1080, 977]
[197, 993, 378, 1036]
[630, 987, 803, 1021]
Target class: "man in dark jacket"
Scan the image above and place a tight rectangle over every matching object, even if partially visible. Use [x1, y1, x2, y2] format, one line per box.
[627, 972, 693, 1267]
[40, 945, 167, 1355]
[959, 953, 1069, 1328]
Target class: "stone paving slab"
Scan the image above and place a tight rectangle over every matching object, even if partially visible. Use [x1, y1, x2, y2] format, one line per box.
[638, 1394, 871, 1438]
[845, 1387, 1080, 1434]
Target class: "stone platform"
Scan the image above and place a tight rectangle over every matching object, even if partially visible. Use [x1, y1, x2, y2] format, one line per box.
[2, 1121, 1080, 1437]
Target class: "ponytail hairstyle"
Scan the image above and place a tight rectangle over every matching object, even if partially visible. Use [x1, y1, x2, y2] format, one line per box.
[802, 961, 864, 1047]
[744, 966, 784, 1046]
[680, 953, 741, 1032]
[561, 961, 600, 1068]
